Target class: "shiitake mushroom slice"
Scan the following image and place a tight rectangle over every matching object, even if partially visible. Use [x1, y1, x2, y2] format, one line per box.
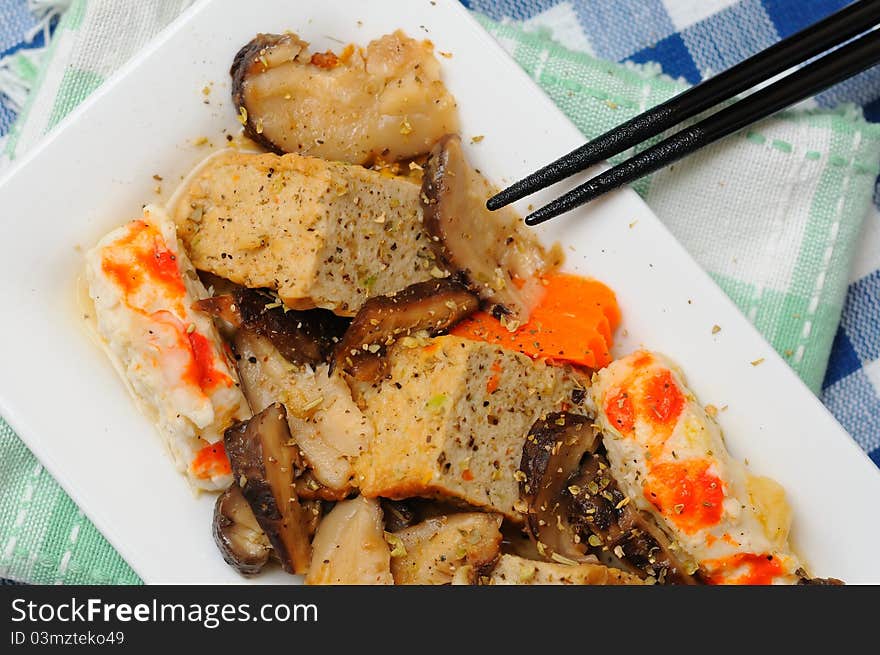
[332, 277, 478, 381]
[212, 483, 272, 575]
[223, 403, 312, 574]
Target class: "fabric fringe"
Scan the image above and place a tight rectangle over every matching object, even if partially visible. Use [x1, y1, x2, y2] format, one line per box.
[0, 0, 71, 112]
[0, 47, 45, 113]
[25, 0, 72, 42]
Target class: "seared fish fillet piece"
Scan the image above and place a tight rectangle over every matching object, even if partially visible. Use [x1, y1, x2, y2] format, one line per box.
[85, 205, 249, 490]
[173, 150, 442, 315]
[592, 351, 805, 584]
[352, 335, 590, 520]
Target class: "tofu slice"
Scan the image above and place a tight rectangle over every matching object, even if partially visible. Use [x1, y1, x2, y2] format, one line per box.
[390, 513, 503, 585]
[172, 150, 442, 315]
[85, 205, 249, 490]
[352, 335, 591, 519]
[456, 554, 644, 585]
[306, 496, 393, 585]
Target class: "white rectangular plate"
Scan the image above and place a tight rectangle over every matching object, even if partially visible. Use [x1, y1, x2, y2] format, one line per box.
[0, 0, 877, 584]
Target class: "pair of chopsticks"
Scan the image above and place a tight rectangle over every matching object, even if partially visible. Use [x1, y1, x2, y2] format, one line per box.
[488, 0, 880, 226]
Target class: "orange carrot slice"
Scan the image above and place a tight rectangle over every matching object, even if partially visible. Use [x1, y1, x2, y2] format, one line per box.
[451, 273, 621, 369]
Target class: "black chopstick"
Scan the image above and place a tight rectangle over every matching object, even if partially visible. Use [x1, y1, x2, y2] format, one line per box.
[523, 26, 880, 226]
[487, 0, 880, 214]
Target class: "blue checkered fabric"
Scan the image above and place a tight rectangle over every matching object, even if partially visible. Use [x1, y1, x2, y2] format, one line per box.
[0, 0, 44, 138]
[823, 270, 880, 467]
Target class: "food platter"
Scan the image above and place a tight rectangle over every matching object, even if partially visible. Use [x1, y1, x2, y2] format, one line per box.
[0, 0, 877, 583]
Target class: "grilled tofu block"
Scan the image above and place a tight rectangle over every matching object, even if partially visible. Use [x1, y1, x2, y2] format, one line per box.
[173, 150, 442, 315]
[456, 554, 644, 585]
[389, 513, 503, 585]
[352, 336, 591, 519]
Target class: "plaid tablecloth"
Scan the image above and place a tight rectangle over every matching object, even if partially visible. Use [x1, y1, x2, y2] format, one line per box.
[0, 0, 878, 584]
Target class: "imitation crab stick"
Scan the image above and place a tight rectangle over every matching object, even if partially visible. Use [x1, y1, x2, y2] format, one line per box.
[85, 205, 249, 491]
[451, 273, 621, 370]
[591, 351, 808, 584]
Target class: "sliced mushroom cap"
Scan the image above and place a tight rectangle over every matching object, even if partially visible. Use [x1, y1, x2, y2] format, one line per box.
[461, 553, 645, 586]
[247, 304, 347, 367]
[421, 134, 557, 324]
[333, 278, 478, 380]
[567, 454, 701, 585]
[797, 577, 844, 585]
[231, 33, 308, 155]
[389, 513, 503, 585]
[520, 412, 600, 563]
[520, 411, 700, 584]
[306, 496, 394, 585]
[294, 469, 352, 502]
[223, 403, 312, 574]
[795, 569, 844, 585]
[195, 294, 242, 327]
[234, 328, 371, 493]
[195, 285, 349, 366]
[381, 499, 418, 533]
[198, 270, 243, 297]
[231, 31, 459, 164]
[212, 483, 272, 575]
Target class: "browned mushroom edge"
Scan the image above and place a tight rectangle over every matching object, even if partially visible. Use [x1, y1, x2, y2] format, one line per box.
[212, 483, 272, 575]
[520, 411, 701, 584]
[381, 499, 419, 533]
[421, 134, 552, 324]
[197, 270, 245, 300]
[195, 294, 241, 327]
[195, 284, 349, 367]
[294, 469, 351, 502]
[232, 327, 359, 500]
[795, 569, 844, 585]
[332, 277, 479, 381]
[230, 33, 293, 154]
[223, 403, 312, 574]
[519, 412, 600, 564]
[230, 31, 459, 166]
[566, 454, 701, 585]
